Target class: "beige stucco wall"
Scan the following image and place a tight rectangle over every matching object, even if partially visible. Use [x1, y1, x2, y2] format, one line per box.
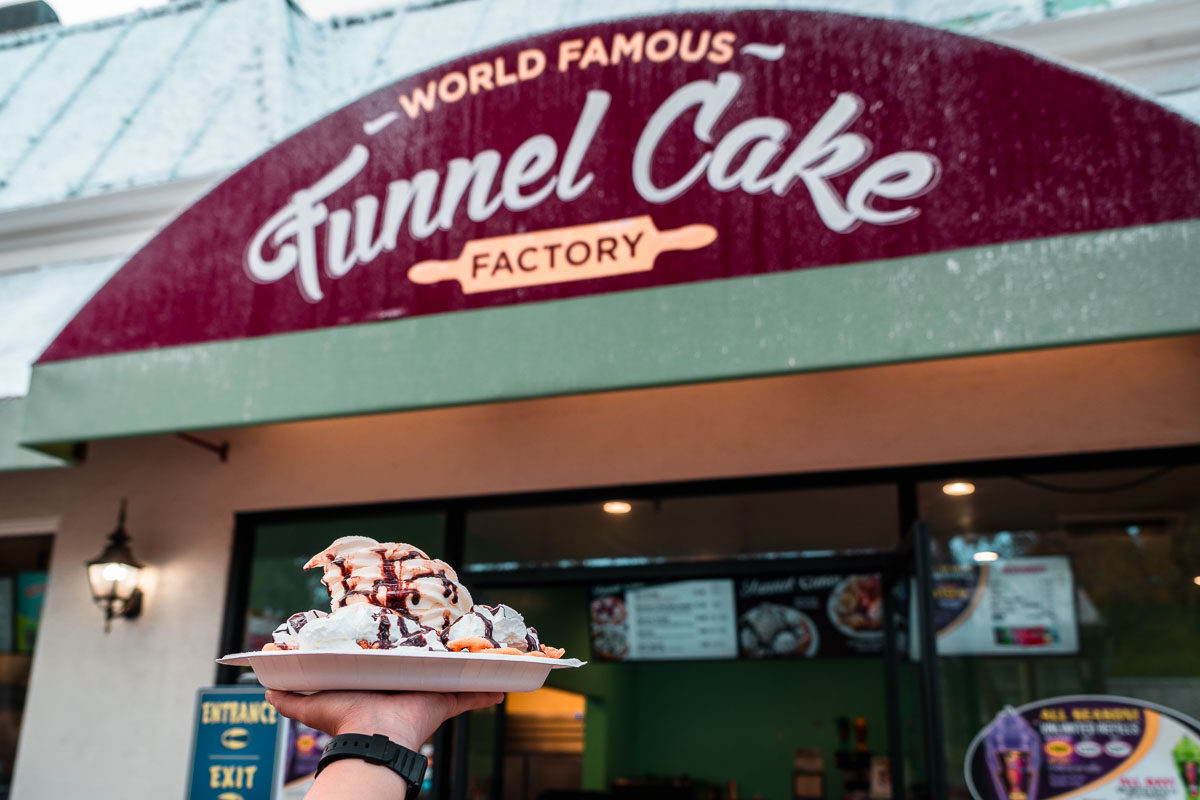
[3, 334, 1200, 798]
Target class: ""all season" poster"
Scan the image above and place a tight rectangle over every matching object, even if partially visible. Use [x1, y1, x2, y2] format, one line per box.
[966, 696, 1200, 800]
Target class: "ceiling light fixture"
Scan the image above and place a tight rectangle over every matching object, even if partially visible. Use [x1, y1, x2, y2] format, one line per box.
[973, 551, 1000, 563]
[603, 501, 632, 515]
[943, 481, 976, 496]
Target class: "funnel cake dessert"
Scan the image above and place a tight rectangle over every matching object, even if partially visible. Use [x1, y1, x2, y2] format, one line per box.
[262, 536, 563, 658]
[304, 536, 472, 630]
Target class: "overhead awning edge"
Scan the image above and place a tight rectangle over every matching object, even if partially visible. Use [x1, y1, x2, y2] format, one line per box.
[1, 397, 68, 471]
[19, 219, 1200, 451]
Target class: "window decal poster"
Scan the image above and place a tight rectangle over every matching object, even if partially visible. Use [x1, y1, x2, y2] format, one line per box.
[965, 695, 1200, 800]
[925, 556, 1078, 656]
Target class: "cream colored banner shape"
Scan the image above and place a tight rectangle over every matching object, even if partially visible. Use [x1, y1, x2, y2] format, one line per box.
[408, 215, 717, 293]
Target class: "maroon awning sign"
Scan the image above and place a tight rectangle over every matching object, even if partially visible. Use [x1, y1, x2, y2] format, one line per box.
[40, 11, 1200, 363]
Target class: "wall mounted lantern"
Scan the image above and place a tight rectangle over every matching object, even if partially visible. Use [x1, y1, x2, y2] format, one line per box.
[86, 499, 145, 632]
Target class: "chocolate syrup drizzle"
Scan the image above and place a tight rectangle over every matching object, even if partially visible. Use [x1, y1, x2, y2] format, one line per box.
[376, 611, 394, 649]
[480, 613, 498, 647]
[319, 547, 470, 648]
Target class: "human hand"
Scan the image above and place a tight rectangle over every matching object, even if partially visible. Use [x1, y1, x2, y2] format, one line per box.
[265, 689, 504, 752]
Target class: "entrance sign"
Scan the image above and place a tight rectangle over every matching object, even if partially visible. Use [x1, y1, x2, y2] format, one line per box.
[966, 696, 1200, 800]
[187, 687, 281, 800]
[39, 11, 1200, 363]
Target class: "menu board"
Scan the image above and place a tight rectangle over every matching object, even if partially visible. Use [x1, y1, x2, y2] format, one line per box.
[736, 574, 884, 658]
[589, 579, 738, 661]
[966, 696, 1200, 800]
[923, 556, 1078, 656]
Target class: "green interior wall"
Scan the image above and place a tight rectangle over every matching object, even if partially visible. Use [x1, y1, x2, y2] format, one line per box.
[628, 659, 890, 798]
[484, 585, 900, 798]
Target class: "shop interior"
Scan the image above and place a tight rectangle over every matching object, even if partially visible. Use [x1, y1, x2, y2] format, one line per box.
[222, 450, 1200, 800]
[0, 533, 51, 800]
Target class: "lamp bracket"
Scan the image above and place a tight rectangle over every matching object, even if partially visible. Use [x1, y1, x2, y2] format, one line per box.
[123, 588, 143, 621]
[98, 587, 143, 633]
[176, 433, 229, 462]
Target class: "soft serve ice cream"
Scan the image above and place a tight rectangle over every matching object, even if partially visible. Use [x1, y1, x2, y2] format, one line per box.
[295, 604, 449, 651]
[262, 536, 563, 658]
[444, 604, 542, 654]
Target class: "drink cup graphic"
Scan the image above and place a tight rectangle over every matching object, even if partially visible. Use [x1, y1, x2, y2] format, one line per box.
[1173, 736, 1200, 799]
[985, 707, 1042, 800]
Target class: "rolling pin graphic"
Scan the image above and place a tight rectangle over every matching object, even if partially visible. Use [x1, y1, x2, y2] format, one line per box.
[407, 215, 717, 294]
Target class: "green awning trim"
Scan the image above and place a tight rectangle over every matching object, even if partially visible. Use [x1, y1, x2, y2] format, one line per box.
[1, 397, 68, 471]
[20, 219, 1200, 450]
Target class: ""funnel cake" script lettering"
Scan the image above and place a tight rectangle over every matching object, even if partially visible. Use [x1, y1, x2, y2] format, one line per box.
[245, 72, 940, 303]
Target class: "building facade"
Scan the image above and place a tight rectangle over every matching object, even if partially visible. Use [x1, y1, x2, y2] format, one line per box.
[1, 1, 1199, 798]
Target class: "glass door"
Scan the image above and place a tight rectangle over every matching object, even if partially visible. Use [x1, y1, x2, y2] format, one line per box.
[916, 465, 1200, 800]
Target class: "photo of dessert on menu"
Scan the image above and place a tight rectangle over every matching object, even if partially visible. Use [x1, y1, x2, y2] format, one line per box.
[737, 573, 885, 659]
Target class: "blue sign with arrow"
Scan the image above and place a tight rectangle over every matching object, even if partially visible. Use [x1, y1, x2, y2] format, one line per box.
[187, 686, 281, 800]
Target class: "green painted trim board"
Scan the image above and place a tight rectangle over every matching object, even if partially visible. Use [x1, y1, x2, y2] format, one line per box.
[0, 398, 67, 471]
[20, 220, 1200, 450]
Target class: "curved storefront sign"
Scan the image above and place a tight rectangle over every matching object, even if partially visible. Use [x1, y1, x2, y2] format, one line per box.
[966, 696, 1200, 800]
[40, 10, 1200, 362]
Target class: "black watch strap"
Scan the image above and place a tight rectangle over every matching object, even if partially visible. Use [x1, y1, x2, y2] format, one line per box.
[317, 733, 426, 798]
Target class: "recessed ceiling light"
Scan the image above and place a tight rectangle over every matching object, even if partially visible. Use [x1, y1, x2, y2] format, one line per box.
[943, 481, 976, 496]
[974, 551, 1000, 563]
[1193, 576, 1200, 586]
[603, 501, 632, 514]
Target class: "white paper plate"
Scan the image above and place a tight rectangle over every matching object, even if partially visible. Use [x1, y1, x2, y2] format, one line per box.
[218, 649, 586, 693]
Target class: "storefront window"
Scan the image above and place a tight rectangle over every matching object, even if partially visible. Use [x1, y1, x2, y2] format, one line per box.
[464, 484, 900, 572]
[459, 484, 909, 799]
[0, 533, 51, 800]
[230, 483, 912, 798]
[920, 465, 1200, 799]
[468, 580, 905, 800]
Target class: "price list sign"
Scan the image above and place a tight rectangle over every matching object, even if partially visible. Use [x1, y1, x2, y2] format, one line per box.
[589, 579, 737, 661]
[923, 556, 1078, 656]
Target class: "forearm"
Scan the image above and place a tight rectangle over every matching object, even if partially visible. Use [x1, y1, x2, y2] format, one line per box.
[306, 758, 409, 799]
[265, 689, 502, 799]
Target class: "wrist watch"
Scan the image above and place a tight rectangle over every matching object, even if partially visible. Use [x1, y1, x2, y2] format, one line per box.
[316, 733, 427, 798]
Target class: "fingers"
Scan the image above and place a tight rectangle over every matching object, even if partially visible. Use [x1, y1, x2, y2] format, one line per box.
[266, 689, 504, 738]
[448, 691, 505, 716]
[265, 690, 311, 721]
